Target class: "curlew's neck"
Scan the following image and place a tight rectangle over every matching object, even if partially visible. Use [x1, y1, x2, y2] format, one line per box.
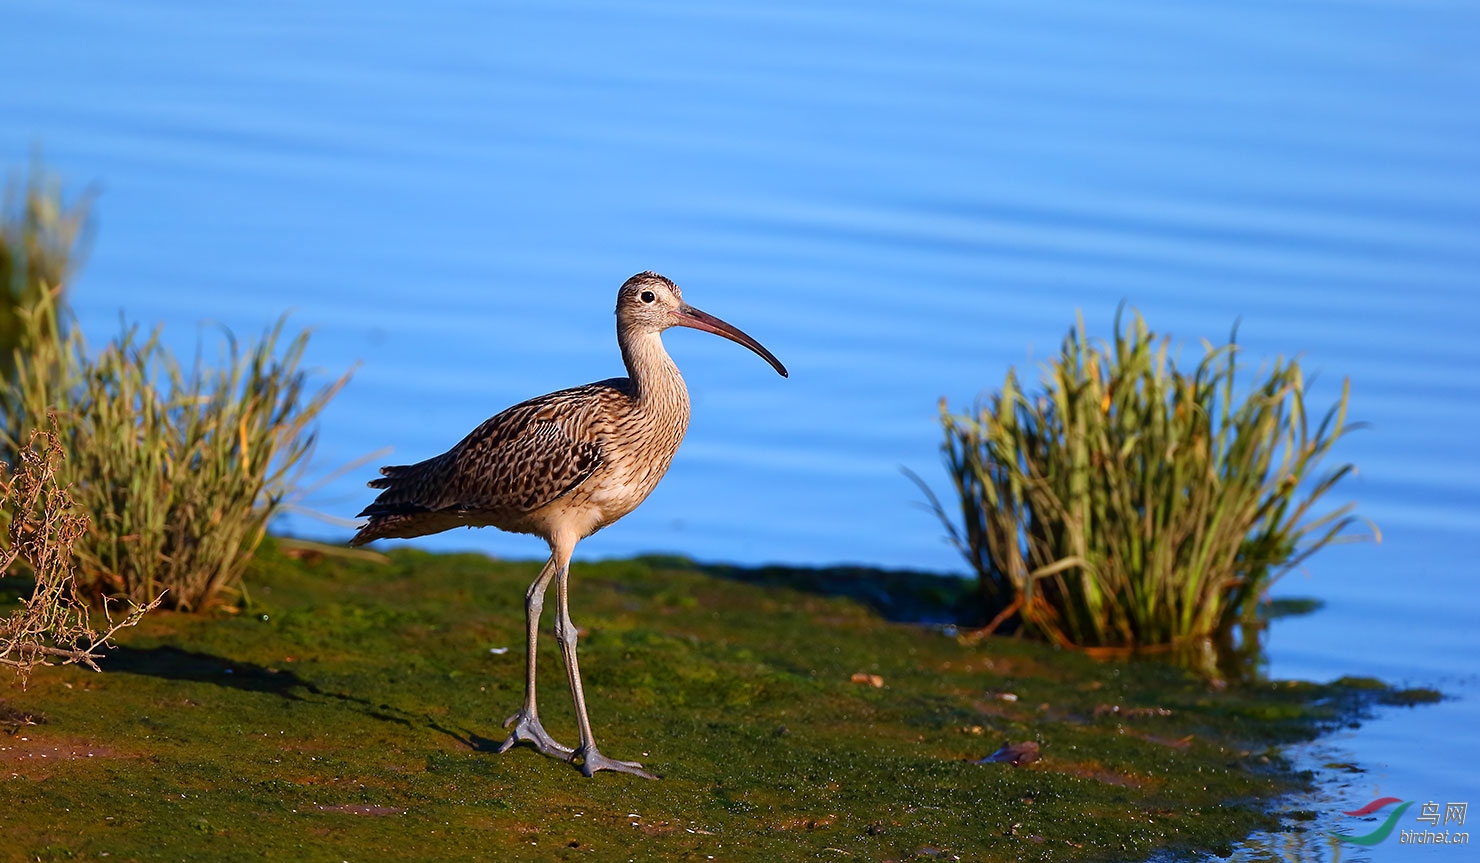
[618, 325, 691, 416]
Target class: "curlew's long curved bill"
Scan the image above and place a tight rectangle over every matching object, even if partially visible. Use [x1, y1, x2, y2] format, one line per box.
[672, 304, 789, 378]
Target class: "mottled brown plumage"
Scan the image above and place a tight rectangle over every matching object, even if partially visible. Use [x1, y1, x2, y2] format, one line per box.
[351, 272, 786, 778]
[351, 382, 628, 544]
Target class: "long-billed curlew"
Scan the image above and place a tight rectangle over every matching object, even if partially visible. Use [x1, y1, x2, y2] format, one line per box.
[350, 272, 787, 778]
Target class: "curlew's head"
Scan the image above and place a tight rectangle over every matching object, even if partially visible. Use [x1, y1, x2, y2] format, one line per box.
[616, 272, 788, 377]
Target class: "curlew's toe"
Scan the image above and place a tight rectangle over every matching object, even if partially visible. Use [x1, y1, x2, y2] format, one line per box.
[497, 710, 574, 760]
[575, 744, 658, 780]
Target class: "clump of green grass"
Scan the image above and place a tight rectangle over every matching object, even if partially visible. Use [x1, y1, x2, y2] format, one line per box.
[0, 289, 351, 611]
[917, 307, 1373, 650]
[0, 164, 91, 381]
[0, 166, 351, 612]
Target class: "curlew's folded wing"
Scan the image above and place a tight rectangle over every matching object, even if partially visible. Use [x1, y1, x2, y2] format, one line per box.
[357, 383, 615, 521]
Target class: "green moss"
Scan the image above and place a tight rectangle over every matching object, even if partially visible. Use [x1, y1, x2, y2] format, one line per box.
[0, 544, 1418, 861]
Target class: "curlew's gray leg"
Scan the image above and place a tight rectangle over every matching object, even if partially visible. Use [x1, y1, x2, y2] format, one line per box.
[552, 548, 657, 779]
[497, 557, 574, 760]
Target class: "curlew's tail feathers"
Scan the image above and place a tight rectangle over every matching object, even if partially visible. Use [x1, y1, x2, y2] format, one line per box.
[350, 462, 452, 546]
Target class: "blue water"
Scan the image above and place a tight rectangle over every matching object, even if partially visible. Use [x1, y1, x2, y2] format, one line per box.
[3, 2, 1477, 858]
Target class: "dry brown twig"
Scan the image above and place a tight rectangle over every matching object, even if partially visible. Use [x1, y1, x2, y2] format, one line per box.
[0, 419, 161, 686]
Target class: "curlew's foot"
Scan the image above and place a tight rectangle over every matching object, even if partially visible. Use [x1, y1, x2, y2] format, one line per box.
[497, 710, 574, 760]
[574, 744, 658, 780]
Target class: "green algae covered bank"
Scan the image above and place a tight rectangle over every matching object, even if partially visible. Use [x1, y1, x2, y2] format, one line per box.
[0, 545, 1417, 861]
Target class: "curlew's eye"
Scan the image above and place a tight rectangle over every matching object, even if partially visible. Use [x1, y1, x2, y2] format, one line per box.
[640, 290, 656, 304]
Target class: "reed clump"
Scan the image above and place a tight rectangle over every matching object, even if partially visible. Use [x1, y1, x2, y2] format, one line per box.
[919, 307, 1372, 650]
[0, 293, 350, 611]
[0, 165, 90, 381]
[0, 170, 351, 612]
